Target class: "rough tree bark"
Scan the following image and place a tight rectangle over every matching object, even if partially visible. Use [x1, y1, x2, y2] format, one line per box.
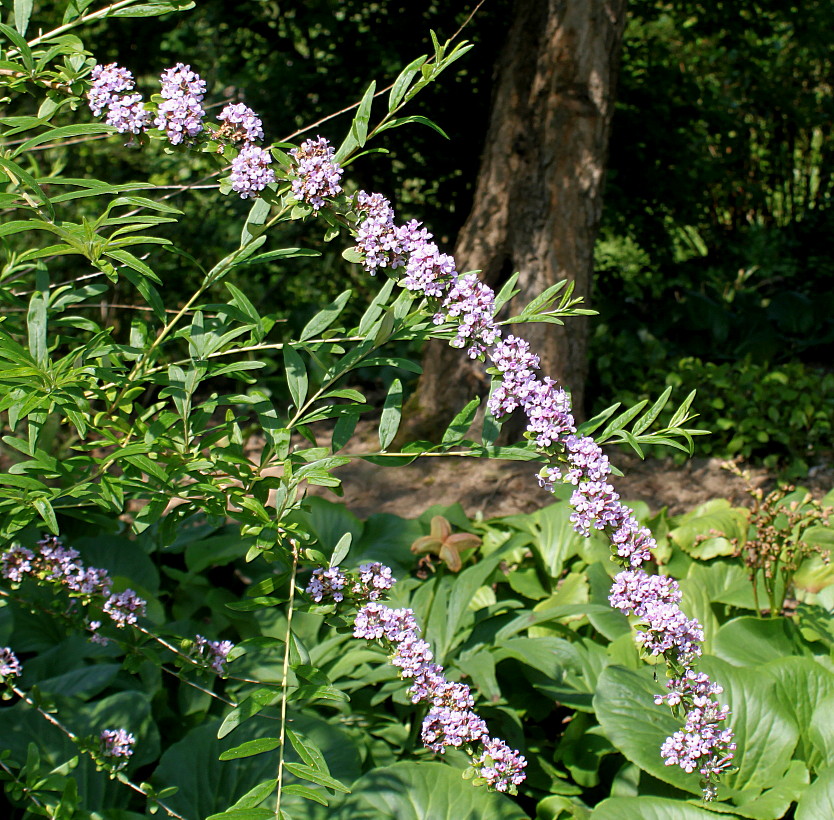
[408, 0, 627, 436]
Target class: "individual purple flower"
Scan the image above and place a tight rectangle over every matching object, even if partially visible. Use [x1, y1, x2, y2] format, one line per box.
[473, 737, 528, 793]
[230, 144, 275, 198]
[103, 589, 146, 628]
[105, 94, 150, 135]
[88, 63, 134, 116]
[0, 647, 22, 679]
[85, 619, 109, 646]
[99, 728, 135, 769]
[1, 545, 34, 582]
[289, 136, 343, 209]
[154, 63, 206, 145]
[217, 103, 264, 143]
[195, 635, 235, 674]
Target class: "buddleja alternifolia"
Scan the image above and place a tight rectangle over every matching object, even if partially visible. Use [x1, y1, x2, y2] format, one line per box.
[0, 7, 734, 815]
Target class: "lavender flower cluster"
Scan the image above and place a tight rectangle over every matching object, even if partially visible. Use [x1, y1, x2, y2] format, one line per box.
[88, 62, 275, 198]
[99, 728, 136, 769]
[289, 136, 344, 210]
[194, 634, 235, 674]
[307, 565, 527, 793]
[1, 536, 146, 639]
[346, 180, 735, 798]
[307, 562, 395, 604]
[0, 646, 21, 680]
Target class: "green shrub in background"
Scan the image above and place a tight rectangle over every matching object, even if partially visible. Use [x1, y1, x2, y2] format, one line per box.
[593, 356, 834, 472]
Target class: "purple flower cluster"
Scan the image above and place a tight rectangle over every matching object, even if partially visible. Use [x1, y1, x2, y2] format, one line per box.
[290, 136, 344, 210]
[217, 103, 264, 143]
[154, 63, 206, 145]
[103, 589, 147, 628]
[0, 647, 21, 679]
[230, 145, 275, 199]
[306, 562, 395, 604]
[438, 273, 499, 358]
[657, 672, 736, 798]
[1, 536, 146, 637]
[352, 596, 527, 793]
[87, 63, 149, 135]
[195, 635, 235, 674]
[99, 728, 135, 768]
[353, 191, 406, 273]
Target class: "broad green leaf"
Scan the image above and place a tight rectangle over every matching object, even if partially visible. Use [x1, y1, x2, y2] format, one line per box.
[378, 378, 402, 450]
[669, 499, 748, 559]
[795, 764, 834, 820]
[592, 796, 725, 819]
[810, 696, 834, 770]
[713, 616, 810, 667]
[329, 761, 527, 819]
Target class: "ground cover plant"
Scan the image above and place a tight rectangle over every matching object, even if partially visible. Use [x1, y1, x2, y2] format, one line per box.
[1, 2, 832, 818]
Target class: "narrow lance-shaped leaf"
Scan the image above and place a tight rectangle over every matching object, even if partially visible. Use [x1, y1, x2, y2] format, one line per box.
[378, 378, 403, 450]
[388, 54, 428, 111]
[442, 397, 480, 445]
[27, 269, 49, 367]
[300, 290, 351, 341]
[283, 346, 308, 410]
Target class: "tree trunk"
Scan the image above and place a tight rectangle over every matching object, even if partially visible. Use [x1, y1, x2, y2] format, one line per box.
[408, 0, 627, 438]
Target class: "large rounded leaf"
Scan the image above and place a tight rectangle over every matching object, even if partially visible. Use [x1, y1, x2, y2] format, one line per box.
[592, 796, 725, 819]
[763, 656, 834, 764]
[796, 766, 834, 820]
[713, 616, 810, 667]
[329, 761, 528, 819]
[594, 665, 698, 794]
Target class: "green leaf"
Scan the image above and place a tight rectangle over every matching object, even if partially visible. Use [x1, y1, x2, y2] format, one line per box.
[378, 378, 403, 450]
[111, 0, 196, 17]
[219, 738, 281, 761]
[631, 386, 673, 436]
[796, 767, 834, 820]
[14, 0, 33, 36]
[595, 399, 648, 444]
[240, 197, 271, 246]
[713, 616, 809, 666]
[32, 497, 58, 533]
[234, 248, 321, 267]
[361, 356, 422, 374]
[329, 761, 527, 818]
[217, 690, 277, 739]
[26, 269, 48, 367]
[592, 797, 726, 819]
[0, 154, 53, 218]
[283, 762, 350, 793]
[285, 728, 329, 774]
[352, 81, 376, 148]
[300, 290, 351, 341]
[0, 22, 33, 71]
[329, 532, 352, 567]
[375, 115, 448, 139]
[283, 346, 308, 410]
[493, 272, 520, 314]
[388, 55, 427, 111]
[11, 123, 112, 157]
[281, 783, 328, 806]
[441, 397, 479, 445]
